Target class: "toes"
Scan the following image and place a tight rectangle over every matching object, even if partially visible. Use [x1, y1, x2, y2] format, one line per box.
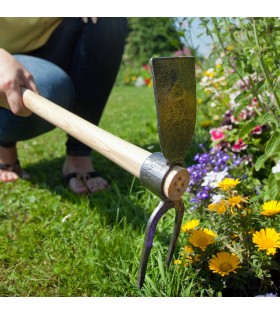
[68, 177, 88, 194]
[85, 177, 109, 193]
[0, 170, 20, 182]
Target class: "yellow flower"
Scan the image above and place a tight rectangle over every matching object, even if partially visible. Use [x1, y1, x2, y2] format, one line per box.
[260, 200, 280, 216]
[208, 201, 227, 214]
[182, 246, 194, 255]
[226, 45, 234, 51]
[227, 195, 243, 208]
[209, 252, 241, 276]
[180, 246, 201, 263]
[203, 228, 217, 238]
[217, 178, 240, 191]
[174, 259, 182, 265]
[189, 229, 215, 251]
[204, 69, 215, 77]
[252, 228, 280, 255]
[181, 219, 200, 233]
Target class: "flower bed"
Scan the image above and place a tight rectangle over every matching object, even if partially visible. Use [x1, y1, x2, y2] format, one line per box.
[174, 17, 280, 297]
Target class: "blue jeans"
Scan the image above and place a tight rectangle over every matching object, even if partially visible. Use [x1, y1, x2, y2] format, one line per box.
[0, 17, 127, 156]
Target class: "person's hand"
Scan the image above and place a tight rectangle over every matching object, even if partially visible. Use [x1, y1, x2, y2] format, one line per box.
[81, 17, 98, 24]
[0, 49, 39, 117]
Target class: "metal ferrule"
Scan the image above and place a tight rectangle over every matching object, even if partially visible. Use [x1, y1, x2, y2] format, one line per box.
[139, 152, 171, 199]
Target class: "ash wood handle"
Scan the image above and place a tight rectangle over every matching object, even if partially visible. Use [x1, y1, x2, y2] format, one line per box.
[22, 89, 189, 200]
[22, 89, 151, 178]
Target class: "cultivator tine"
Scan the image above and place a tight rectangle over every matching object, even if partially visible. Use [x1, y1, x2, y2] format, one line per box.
[165, 199, 185, 267]
[137, 199, 185, 289]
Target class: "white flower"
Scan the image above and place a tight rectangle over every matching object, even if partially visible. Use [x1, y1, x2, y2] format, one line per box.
[272, 160, 280, 174]
[202, 170, 228, 188]
[135, 77, 145, 87]
[211, 194, 224, 203]
[215, 58, 222, 66]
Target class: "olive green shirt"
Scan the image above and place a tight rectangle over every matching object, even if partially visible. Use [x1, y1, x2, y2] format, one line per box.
[0, 17, 62, 53]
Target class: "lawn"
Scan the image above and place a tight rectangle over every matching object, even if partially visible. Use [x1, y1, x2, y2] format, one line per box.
[0, 86, 207, 297]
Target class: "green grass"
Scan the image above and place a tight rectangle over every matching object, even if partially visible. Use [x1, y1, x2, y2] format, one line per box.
[0, 86, 208, 296]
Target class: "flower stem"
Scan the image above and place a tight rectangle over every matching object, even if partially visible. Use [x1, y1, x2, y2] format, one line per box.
[251, 18, 280, 115]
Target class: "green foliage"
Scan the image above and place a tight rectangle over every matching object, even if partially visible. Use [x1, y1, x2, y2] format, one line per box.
[196, 17, 280, 201]
[125, 18, 183, 65]
[175, 182, 280, 297]
[0, 86, 209, 297]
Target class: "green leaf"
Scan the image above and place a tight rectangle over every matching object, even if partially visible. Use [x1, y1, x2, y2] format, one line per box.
[234, 90, 252, 103]
[268, 173, 280, 199]
[265, 132, 280, 157]
[239, 120, 257, 138]
[255, 154, 269, 171]
[145, 276, 162, 296]
[157, 253, 166, 283]
[257, 113, 278, 126]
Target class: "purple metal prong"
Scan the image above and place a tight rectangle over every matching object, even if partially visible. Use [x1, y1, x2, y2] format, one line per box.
[137, 198, 185, 289]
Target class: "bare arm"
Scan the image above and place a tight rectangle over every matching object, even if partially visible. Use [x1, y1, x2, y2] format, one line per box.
[0, 48, 39, 117]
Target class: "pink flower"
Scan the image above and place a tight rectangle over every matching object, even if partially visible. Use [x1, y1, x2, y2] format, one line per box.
[251, 125, 262, 135]
[232, 139, 248, 152]
[175, 47, 192, 56]
[252, 97, 258, 106]
[239, 110, 247, 120]
[230, 115, 239, 124]
[210, 128, 225, 142]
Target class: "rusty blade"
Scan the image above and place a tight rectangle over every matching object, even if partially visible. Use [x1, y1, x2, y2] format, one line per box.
[150, 57, 196, 166]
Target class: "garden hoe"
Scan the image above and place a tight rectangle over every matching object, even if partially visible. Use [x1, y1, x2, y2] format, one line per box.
[21, 56, 196, 289]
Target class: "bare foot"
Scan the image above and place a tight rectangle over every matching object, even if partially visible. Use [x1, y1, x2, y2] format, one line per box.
[62, 155, 109, 194]
[0, 146, 21, 182]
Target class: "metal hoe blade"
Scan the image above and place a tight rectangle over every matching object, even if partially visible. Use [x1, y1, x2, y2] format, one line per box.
[138, 56, 196, 289]
[138, 199, 185, 289]
[150, 56, 196, 166]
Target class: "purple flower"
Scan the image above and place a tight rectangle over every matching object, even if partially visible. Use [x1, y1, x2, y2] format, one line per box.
[186, 147, 249, 209]
[255, 293, 278, 297]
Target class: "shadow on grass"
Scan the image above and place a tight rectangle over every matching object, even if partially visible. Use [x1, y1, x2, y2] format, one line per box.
[23, 127, 209, 247]
[24, 151, 152, 231]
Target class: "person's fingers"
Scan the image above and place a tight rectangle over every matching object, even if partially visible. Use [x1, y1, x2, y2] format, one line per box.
[91, 17, 98, 24]
[81, 17, 98, 24]
[5, 82, 32, 117]
[22, 71, 39, 94]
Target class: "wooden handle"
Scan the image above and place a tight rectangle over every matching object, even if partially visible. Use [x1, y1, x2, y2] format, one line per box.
[22, 89, 188, 200]
[22, 89, 151, 178]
